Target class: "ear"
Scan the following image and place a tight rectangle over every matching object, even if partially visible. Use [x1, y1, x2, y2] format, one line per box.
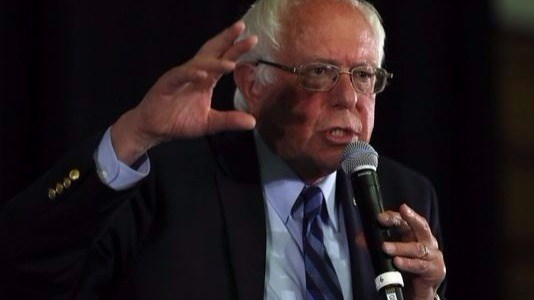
[234, 63, 262, 112]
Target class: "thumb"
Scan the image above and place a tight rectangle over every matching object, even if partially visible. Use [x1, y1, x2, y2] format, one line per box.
[207, 110, 256, 134]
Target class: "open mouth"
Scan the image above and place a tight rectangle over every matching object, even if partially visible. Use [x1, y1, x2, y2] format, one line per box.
[326, 128, 358, 144]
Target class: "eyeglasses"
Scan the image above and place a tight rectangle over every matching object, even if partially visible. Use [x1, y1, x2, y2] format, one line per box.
[256, 59, 393, 95]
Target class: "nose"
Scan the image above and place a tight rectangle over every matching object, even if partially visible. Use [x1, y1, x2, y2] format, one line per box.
[331, 71, 357, 109]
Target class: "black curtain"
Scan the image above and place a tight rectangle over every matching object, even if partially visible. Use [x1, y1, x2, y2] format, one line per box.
[0, 1, 498, 299]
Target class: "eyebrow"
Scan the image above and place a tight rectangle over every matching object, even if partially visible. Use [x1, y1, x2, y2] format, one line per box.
[304, 57, 378, 68]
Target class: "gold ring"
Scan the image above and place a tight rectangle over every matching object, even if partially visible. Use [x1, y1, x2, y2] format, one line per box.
[422, 243, 430, 259]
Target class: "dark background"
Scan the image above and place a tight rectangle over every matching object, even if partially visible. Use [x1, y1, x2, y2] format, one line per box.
[0, 0, 505, 299]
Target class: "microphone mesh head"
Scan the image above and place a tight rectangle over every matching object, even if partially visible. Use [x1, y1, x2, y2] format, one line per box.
[341, 141, 379, 173]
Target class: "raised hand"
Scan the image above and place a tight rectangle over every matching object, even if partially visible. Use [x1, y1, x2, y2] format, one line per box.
[110, 21, 258, 165]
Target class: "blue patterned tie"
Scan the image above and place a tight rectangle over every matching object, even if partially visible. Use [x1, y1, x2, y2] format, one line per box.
[296, 186, 344, 300]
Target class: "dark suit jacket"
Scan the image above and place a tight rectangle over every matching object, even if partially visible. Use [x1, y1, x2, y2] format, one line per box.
[0, 131, 445, 299]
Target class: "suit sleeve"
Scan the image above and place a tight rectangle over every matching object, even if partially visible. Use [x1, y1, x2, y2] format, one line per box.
[0, 135, 154, 298]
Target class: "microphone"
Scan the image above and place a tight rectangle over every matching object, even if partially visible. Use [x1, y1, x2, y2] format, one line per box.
[341, 141, 405, 300]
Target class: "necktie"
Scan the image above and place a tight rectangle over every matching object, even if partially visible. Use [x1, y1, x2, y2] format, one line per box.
[296, 186, 344, 300]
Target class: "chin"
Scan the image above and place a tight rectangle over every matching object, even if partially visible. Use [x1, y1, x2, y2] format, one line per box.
[315, 156, 343, 175]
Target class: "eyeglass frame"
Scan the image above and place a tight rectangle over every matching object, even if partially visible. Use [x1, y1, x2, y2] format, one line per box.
[255, 59, 393, 95]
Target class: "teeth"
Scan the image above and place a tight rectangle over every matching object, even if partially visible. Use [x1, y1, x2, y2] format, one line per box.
[331, 129, 346, 136]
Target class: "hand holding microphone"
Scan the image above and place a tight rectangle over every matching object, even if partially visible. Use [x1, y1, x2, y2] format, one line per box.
[378, 204, 446, 300]
[341, 141, 445, 300]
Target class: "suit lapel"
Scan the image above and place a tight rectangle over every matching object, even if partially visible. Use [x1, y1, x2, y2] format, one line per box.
[210, 132, 380, 299]
[210, 131, 266, 300]
[337, 170, 378, 300]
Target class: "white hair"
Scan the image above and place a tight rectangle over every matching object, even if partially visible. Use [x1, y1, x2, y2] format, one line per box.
[233, 0, 386, 111]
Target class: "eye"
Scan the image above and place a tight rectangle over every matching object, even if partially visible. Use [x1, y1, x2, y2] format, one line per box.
[353, 70, 374, 79]
[310, 66, 328, 76]
[301, 64, 336, 78]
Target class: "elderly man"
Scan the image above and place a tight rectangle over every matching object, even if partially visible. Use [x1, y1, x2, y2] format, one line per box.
[0, 0, 446, 299]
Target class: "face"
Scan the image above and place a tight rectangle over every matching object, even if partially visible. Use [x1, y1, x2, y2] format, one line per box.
[248, 1, 381, 184]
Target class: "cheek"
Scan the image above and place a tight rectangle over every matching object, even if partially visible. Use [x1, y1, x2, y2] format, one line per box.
[256, 86, 323, 154]
[359, 97, 376, 140]
[255, 86, 307, 142]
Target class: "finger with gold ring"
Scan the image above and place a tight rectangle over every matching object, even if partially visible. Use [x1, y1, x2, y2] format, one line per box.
[421, 243, 430, 259]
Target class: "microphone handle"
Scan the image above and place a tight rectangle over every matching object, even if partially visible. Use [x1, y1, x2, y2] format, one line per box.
[381, 286, 405, 300]
[350, 169, 405, 300]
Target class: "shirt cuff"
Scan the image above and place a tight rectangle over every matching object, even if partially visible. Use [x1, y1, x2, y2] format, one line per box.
[94, 128, 150, 191]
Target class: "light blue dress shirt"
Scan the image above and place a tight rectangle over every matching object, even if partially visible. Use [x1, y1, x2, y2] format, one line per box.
[94, 128, 149, 190]
[94, 129, 352, 299]
[254, 132, 352, 300]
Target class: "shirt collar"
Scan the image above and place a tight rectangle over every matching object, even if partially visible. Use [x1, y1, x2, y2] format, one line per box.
[254, 131, 340, 231]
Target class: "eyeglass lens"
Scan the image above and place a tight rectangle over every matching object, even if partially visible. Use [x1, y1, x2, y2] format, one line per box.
[298, 63, 385, 94]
